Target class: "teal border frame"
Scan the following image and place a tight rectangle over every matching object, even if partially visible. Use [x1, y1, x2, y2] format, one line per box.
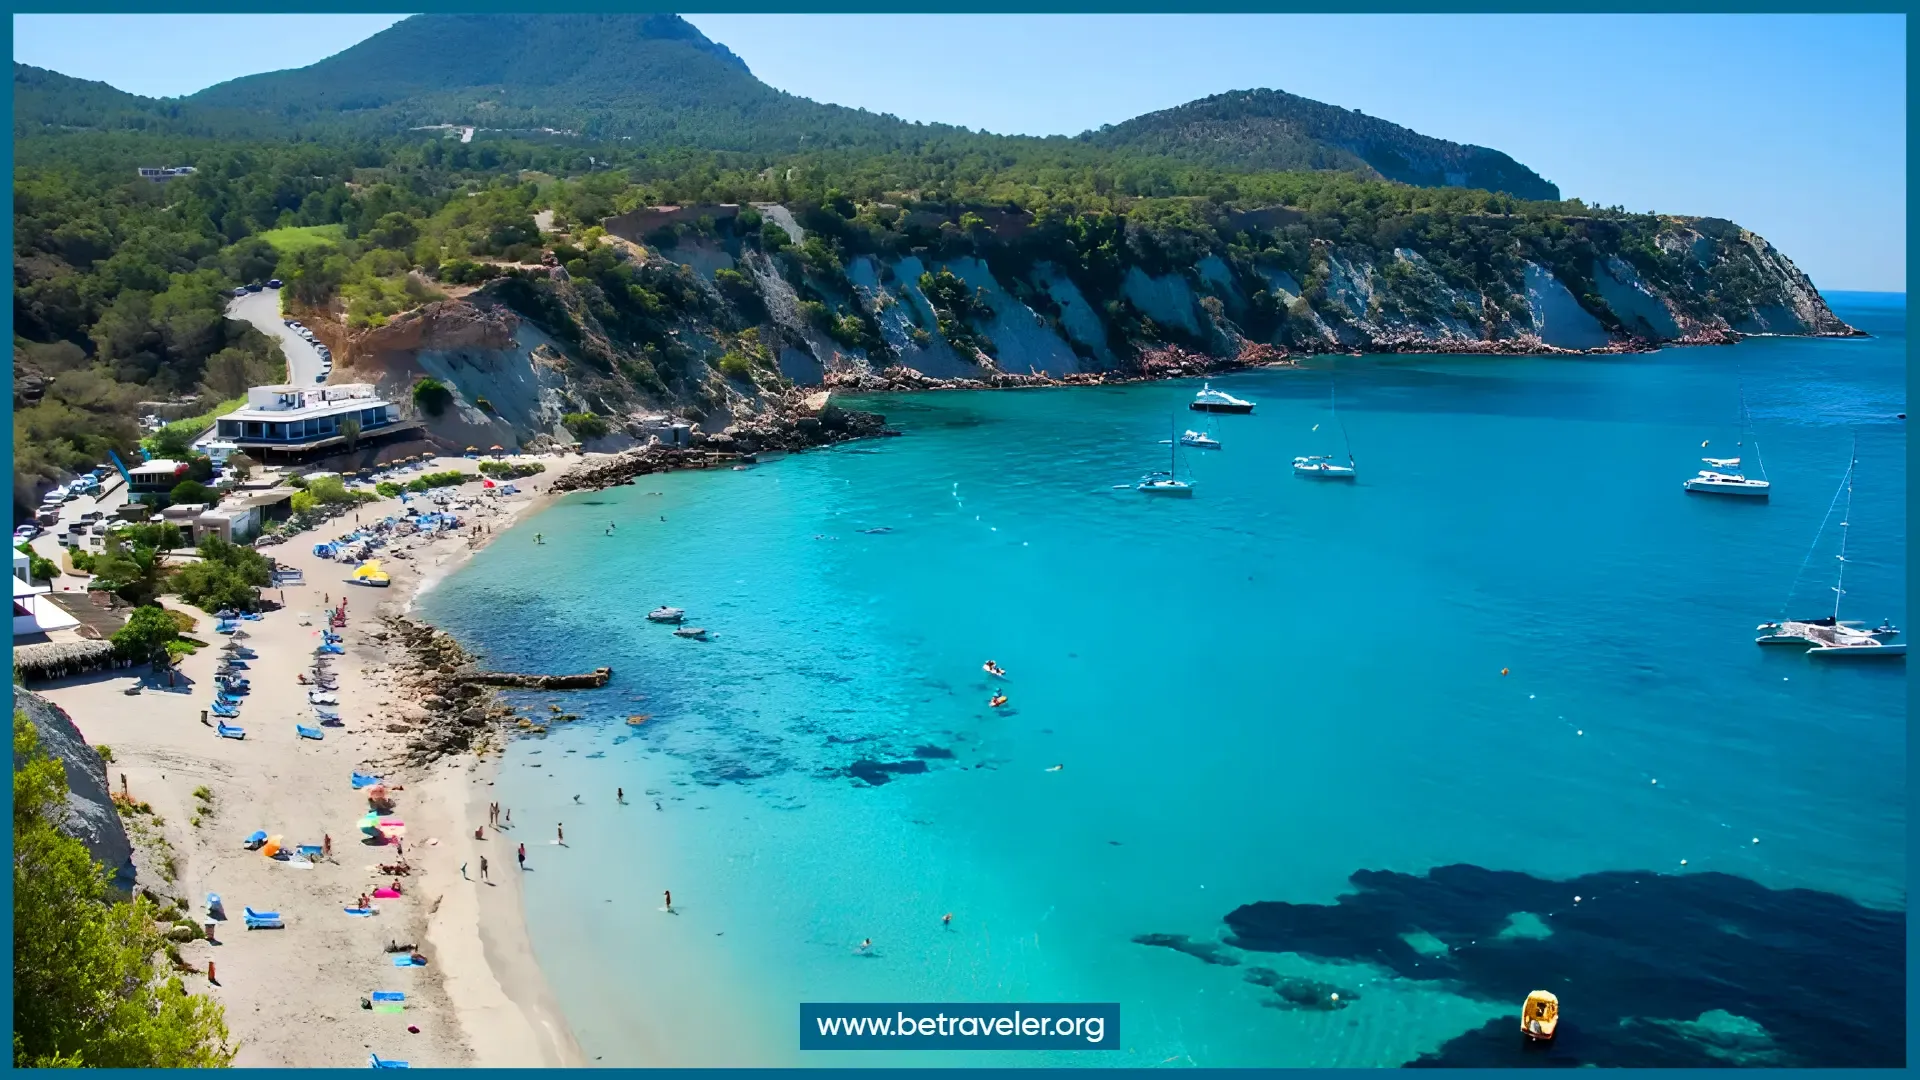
[2, 5, 1910, 1075]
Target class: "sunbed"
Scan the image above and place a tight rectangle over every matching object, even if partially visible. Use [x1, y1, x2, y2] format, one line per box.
[216, 723, 246, 740]
[243, 906, 284, 930]
[296, 725, 324, 740]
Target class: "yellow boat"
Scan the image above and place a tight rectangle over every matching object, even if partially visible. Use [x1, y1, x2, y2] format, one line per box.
[350, 560, 392, 588]
[1521, 990, 1559, 1042]
[626, 714, 650, 726]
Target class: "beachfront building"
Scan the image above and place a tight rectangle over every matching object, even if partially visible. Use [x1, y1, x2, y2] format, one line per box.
[136, 166, 197, 182]
[13, 551, 79, 639]
[193, 488, 298, 544]
[126, 459, 190, 504]
[213, 384, 421, 463]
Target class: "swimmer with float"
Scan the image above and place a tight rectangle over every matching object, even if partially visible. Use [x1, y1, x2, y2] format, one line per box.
[989, 691, 1008, 708]
[983, 660, 1007, 678]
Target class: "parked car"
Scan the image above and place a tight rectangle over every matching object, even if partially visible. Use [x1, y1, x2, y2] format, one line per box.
[245, 281, 264, 292]
[14, 524, 40, 542]
[267, 278, 283, 288]
[232, 286, 249, 297]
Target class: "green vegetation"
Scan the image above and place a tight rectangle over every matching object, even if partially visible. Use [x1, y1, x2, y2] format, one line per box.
[108, 605, 178, 661]
[14, 711, 235, 1066]
[563, 412, 611, 439]
[287, 475, 375, 515]
[143, 399, 244, 458]
[374, 481, 404, 498]
[404, 470, 472, 493]
[411, 377, 454, 417]
[477, 459, 544, 478]
[255, 223, 345, 254]
[16, 543, 58, 584]
[166, 536, 270, 613]
[167, 480, 211, 506]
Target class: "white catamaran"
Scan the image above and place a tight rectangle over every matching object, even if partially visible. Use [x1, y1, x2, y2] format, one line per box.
[1755, 441, 1904, 658]
[1685, 388, 1770, 497]
[1294, 373, 1356, 480]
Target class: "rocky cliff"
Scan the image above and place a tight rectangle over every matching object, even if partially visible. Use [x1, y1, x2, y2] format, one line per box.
[332, 201, 1857, 450]
[14, 689, 136, 894]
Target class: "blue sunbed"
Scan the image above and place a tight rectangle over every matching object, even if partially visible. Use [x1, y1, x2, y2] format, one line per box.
[296, 724, 323, 740]
[369, 1053, 409, 1068]
[243, 906, 283, 930]
[216, 723, 245, 740]
[211, 705, 241, 720]
[371, 991, 405, 1002]
[244, 830, 267, 848]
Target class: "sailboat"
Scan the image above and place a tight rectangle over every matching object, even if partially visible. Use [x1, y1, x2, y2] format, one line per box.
[1294, 372, 1356, 480]
[1684, 388, 1770, 496]
[1139, 417, 1194, 496]
[1754, 440, 1903, 658]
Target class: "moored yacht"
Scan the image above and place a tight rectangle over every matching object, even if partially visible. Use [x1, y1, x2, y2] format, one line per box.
[1684, 465, 1770, 497]
[1190, 383, 1254, 414]
[1293, 454, 1356, 479]
[646, 606, 686, 623]
[1179, 430, 1221, 450]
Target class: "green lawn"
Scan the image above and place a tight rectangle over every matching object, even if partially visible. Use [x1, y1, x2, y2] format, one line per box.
[141, 398, 243, 455]
[256, 224, 345, 254]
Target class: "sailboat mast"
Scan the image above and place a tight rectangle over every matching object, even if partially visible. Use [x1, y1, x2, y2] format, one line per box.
[1740, 384, 1767, 481]
[1332, 373, 1354, 466]
[1833, 439, 1857, 621]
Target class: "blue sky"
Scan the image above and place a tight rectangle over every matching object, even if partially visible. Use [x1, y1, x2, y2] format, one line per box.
[12, 13, 1905, 291]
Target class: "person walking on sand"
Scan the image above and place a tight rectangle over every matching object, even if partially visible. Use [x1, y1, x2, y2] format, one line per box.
[664, 890, 672, 913]
[518, 843, 526, 870]
[479, 855, 489, 881]
[323, 834, 332, 858]
[556, 822, 565, 845]
[617, 787, 625, 804]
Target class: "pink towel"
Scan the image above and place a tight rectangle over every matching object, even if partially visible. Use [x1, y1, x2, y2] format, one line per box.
[372, 888, 401, 899]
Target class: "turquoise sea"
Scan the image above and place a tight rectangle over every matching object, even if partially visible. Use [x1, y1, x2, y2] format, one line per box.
[420, 294, 1905, 1068]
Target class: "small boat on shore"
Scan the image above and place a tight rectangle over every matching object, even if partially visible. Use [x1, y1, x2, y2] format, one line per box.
[348, 560, 392, 587]
[1190, 383, 1254, 414]
[646, 606, 685, 623]
[1521, 990, 1559, 1042]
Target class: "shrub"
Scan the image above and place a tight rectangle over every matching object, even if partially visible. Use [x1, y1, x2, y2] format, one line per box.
[477, 461, 544, 479]
[167, 481, 211, 506]
[717, 353, 753, 381]
[17, 544, 58, 583]
[110, 606, 179, 661]
[289, 491, 315, 515]
[563, 412, 611, 440]
[375, 481, 403, 498]
[412, 377, 454, 417]
[403, 470, 472, 494]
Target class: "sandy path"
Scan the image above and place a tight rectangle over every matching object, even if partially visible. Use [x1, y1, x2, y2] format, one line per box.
[31, 455, 587, 1067]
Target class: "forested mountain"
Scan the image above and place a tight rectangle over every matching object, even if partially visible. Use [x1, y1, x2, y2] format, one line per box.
[11, 13, 1851, 517]
[1086, 89, 1559, 201]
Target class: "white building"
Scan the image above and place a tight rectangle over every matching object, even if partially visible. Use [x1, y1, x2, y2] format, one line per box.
[212, 384, 419, 460]
[13, 551, 79, 639]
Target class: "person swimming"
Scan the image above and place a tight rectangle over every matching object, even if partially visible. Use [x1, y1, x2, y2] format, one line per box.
[858, 938, 872, 951]
[983, 660, 1007, 677]
[1045, 764, 1064, 772]
[989, 692, 1008, 708]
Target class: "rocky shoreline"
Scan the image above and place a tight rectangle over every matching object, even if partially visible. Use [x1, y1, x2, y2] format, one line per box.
[372, 616, 611, 767]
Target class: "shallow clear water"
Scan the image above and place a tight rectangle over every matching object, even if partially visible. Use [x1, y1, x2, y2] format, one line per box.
[422, 295, 1906, 1067]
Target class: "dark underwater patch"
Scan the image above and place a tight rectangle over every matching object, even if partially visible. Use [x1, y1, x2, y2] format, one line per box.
[846, 758, 930, 786]
[1219, 863, 1902, 1067]
[1243, 967, 1358, 1011]
[1132, 932, 1239, 967]
[912, 744, 954, 759]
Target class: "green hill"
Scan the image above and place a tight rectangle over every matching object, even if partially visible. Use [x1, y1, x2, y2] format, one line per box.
[1086, 88, 1559, 201]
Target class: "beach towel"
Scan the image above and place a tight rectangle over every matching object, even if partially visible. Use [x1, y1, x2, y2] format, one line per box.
[372, 887, 401, 899]
[297, 725, 324, 740]
[345, 907, 376, 916]
[297, 844, 324, 858]
[391, 955, 421, 967]
[371, 991, 405, 1002]
[373, 1004, 405, 1014]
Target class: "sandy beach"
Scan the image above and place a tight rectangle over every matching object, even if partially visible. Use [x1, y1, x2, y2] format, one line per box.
[29, 455, 587, 1067]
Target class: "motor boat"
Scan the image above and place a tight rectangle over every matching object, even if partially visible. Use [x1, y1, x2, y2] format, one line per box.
[1179, 430, 1221, 450]
[1521, 991, 1559, 1042]
[1684, 467, 1770, 497]
[1190, 383, 1254, 414]
[1293, 454, 1357, 480]
[672, 627, 710, 640]
[646, 606, 686, 623]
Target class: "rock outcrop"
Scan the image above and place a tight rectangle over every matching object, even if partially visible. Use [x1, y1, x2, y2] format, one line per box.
[14, 689, 136, 894]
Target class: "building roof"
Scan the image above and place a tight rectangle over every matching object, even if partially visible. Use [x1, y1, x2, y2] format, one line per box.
[129, 459, 188, 476]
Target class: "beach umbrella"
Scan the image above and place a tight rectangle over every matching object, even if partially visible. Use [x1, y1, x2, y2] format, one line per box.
[482, 479, 495, 489]
[489, 444, 504, 452]
[465, 446, 477, 453]
[261, 835, 284, 858]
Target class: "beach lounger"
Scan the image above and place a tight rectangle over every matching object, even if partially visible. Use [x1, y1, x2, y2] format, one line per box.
[316, 645, 344, 655]
[244, 830, 267, 849]
[351, 772, 381, 788]
[219, 659, 250, 670]
[216, 724, 246, 740]
[315, 709, 342, 722]
[211, 702, 240, 717]
[308, 693, 338, 705]
[243, 907, 284, 930]
[296, 725, 324, 740]
[369, 1053, 409, 1068]
[296, 844, 324, 859]
[345, 907, 376, 917]
[242, 612, 263, 621]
